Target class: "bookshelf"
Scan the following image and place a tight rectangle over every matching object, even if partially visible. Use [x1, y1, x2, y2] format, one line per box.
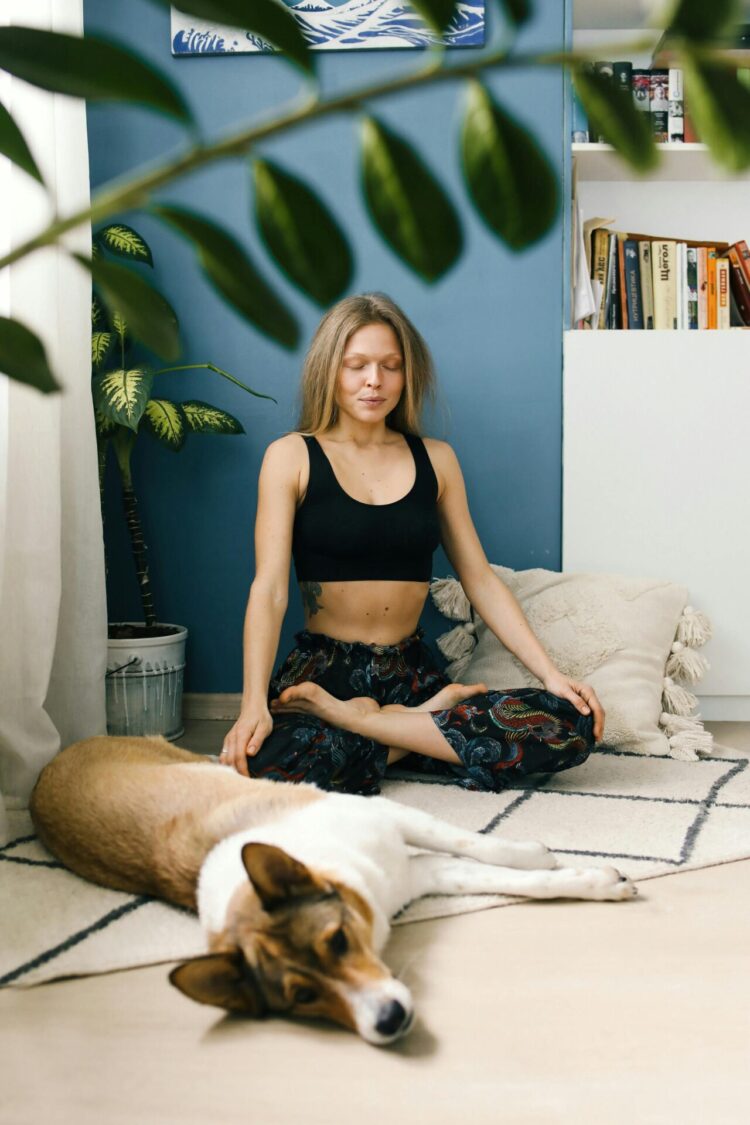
[563, 1, 750, 719]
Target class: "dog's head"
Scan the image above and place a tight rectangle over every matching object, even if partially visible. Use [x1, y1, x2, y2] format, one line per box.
[169, 842, 413, 1045]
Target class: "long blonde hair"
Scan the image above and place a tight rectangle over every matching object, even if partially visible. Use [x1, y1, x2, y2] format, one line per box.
[295, 293, 436, 435]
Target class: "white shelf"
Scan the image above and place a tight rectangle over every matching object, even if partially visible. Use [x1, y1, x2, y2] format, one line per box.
[573, 0, 750, 31]
[572, 143, 750, 183]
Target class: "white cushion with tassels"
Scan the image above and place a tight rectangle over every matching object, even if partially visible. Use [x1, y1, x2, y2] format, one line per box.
[431, 565, 713, 761]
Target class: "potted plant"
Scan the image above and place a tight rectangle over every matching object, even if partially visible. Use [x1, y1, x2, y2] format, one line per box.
[92, 222, 274, 739]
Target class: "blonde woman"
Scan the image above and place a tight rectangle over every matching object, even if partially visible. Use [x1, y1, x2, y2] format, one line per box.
[220, 293, 604, 794]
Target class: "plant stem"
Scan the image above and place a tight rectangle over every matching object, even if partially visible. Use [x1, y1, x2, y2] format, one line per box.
[0, 35, 662, 275]
[121, 481, 157, 628]
[152, 362, 278, 402]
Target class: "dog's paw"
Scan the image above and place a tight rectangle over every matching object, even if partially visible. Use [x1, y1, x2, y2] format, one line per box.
[591, 866, 638, 901]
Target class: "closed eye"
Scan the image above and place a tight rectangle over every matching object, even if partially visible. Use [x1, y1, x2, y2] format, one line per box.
[293, 986, 318, 1005]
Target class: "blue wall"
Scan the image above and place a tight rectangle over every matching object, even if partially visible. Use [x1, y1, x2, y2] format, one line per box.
[85, 0, 567, 692]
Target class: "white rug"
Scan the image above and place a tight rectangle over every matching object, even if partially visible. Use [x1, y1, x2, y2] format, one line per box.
[2, 743, 749, 989]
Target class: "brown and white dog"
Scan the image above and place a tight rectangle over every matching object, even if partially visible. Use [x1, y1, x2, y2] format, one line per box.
[30, 735, 636, 1045]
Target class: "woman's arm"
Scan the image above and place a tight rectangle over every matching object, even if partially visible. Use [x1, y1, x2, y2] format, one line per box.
[429, 440, 604, 741]
[222, 435, 302, 775]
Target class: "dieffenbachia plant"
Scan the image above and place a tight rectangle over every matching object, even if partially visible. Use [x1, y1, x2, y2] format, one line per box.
[0, 0, 748, 391]
[92, 222, 275, 627]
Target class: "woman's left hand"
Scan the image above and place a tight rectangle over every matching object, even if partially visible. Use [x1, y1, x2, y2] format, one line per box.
[542, 669, 605, 743]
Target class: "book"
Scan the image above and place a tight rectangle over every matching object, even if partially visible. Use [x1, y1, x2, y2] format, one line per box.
[613, 62, 633, 95]
[652, 240, 677, 328]
[676, 242, 686, 329]
[731, 239, 750, 290]
[725, 246, 750, 325]
[623, 240, 643, 328]
[668, 68, 684, 142]
[600, 233, 616, 329]
[591, 227, 611, 326]
[593, 62, 614, 143]
[632, 69, 651, 114]
[686, 246, 699, 328]
[697, 247, 708, 328]
[606, 234, 620, 329]
[638, 241, 655, 329]
[707, 248, 718, 329]
[650, 69, 669, 142]
[716, 258, 730, 328]
[617, 232, 629, 329]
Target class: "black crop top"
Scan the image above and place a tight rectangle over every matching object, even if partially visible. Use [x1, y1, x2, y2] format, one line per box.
[292, 432, 441, 583]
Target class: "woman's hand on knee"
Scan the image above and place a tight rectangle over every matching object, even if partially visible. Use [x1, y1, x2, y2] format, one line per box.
[542, 670, 605, 743]
[220, 706, 274, 776]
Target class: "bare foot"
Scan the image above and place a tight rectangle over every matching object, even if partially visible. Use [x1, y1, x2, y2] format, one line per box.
[270, 682, 359, 728]
[413, 682, 487, 712]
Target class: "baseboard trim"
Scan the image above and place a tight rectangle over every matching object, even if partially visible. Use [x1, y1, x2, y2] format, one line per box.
[697, 696, 750, 722]
[183, 693, 242, 721]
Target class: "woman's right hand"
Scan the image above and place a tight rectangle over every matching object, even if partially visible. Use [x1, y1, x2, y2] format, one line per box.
[220, 706, 274, 777]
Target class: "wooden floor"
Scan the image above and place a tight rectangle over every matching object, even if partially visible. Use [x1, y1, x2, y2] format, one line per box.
[1, 721, 748, 1125]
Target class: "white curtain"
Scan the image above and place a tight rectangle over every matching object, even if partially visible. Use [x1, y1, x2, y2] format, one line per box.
[0, 0, 107, 835]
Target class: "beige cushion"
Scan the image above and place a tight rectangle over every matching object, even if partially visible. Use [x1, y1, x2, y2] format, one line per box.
[433, 565, 712, 760]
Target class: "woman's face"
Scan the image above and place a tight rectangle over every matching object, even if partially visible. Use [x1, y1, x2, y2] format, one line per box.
[335, 322, 405, 424]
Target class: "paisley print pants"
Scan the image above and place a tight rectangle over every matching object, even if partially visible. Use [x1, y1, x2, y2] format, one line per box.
[247, 627, 594, 796]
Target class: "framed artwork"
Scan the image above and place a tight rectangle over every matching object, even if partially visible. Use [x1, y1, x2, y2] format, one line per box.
[171, 2, 486, 56]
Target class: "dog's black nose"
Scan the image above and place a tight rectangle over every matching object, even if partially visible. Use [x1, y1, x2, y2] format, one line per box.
[375, 999, 408, 1037]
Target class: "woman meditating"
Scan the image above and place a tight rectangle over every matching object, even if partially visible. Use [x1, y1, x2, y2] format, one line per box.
[220, 293, 604, 794]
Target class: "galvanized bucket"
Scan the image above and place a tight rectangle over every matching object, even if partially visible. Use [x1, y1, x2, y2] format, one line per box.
[106, 623, 188, 740]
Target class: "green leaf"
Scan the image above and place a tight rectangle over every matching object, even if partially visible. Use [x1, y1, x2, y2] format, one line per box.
[408, 0, 458, 35]
[92, 331, 113, 369]
[147, 0, 313, 74]
[0, 100, 44, 185]
[663, 0, 738, 40]
[93, 368, 154, 432]
[143, 399, 187, 450]
[460, 81, 560, 251]
[680, 51, 750, 171]
[0, 27, 191, 124]
[182, 399, 245, 434]
[111, 426, 137, 483]
[97, 224, 153, 267]
[153, 204, 299, 349]
[572, 67, 657, 172]
[0, 315, 60, 393]
[252, 158, 353, 306]
[94, 406, 118, 438]
[360, 116, 463, 283]
[112, 311, 129, 348]
[92, 295, 108, 330]
[81, 255, 180, 361]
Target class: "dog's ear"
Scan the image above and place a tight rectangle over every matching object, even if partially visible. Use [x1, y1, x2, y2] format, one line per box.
[241, 842, 327, 912]
[169, 951, 267, 1016]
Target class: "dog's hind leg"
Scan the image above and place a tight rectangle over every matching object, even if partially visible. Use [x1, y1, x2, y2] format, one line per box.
[407, 854, 637, 903]
[376, 800, 557, 870]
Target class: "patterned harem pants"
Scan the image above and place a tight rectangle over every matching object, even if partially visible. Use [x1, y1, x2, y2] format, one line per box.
[246, 627, 594, 796]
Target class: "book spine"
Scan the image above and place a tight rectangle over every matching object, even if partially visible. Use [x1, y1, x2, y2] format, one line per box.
[601, 233, 616, 330]
[591, 228, 610, 328]
[617, 233, 629, 329]
[732, 239, 750, 290]
[686, 246, 699, 328]
[572, 88, 589, 143]
[668, 68, 684, 142]
[613, 61, 633, 97]
[716, 258, 730, 329]
[676, 242, 686, 329]
[593, 61, 614, 143]
[638, 241, 655, 329]
[650, 69, 669, 142]
[607, 234, 619, 329]
[652, 240, 677, 329]
[697, 247, 708, 328]
[707, 248, 718, 329]
[632, 69, 651, 115]
[624, 240, 643, 328]
[725, 246, 750, 325]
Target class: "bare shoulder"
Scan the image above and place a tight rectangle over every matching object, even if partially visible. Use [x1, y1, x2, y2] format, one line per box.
[422, 437, 462, 497]
[260, 433, 308, 495]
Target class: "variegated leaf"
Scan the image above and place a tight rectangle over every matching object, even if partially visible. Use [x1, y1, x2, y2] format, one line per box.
[92, 368, 153, 432]
[113, 311, 128, 346]
[143, 398, 186, 450]
[92, 295, 107, 329]
[94, 406, 118, 437]
[91, 331, 113, 369]
[97, 224, 153, 266]
[182, 399, 244, 435]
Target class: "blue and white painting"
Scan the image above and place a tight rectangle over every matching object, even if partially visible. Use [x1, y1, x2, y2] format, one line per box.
[171, 2, 486, 55]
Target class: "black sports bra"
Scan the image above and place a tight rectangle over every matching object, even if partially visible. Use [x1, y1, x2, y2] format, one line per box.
[292, 432, 441, 583]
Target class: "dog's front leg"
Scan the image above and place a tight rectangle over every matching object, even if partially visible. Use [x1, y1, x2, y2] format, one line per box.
[378, 800, 557, 870]
[406, 854, 637, 903]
